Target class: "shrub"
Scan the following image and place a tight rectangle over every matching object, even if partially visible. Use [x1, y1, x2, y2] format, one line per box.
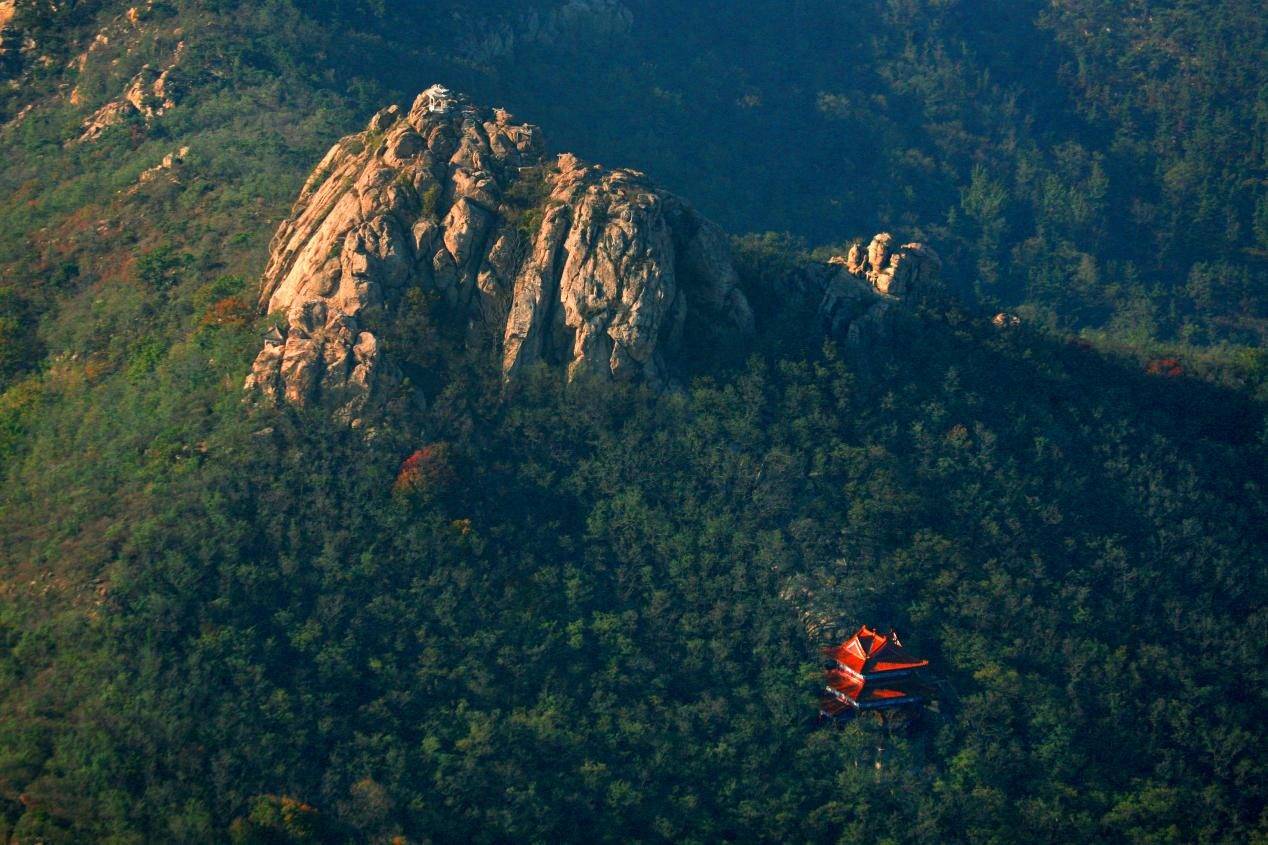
[393, 442, 455, 496]
[1146, 357, 1184, 378]
[135, 245, 190, 290]
[200, 296, 254, 327]
[420, 183, 442, 218]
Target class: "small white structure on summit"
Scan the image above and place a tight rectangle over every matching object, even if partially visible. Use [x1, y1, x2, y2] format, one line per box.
[421, 84, 456, 114]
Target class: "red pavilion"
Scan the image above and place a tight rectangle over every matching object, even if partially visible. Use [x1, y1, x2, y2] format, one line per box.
[819, 625, 930, 719]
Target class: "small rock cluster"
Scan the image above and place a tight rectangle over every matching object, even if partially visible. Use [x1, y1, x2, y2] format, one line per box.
[77, 40, 184, 143]
[135, 145, 189, 184]
[831, 232, 942, 297]
[818, 233, 942, 346]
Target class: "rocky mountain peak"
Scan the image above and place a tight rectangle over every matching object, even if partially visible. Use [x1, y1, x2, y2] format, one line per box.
[245, 85, 753, 423]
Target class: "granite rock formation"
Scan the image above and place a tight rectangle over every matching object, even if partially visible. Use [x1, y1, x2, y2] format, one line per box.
[245, 85, 753, 422]
[244, 88, 946, 424]
[818, 233, 942, 346]
[77, 39, 185, 142]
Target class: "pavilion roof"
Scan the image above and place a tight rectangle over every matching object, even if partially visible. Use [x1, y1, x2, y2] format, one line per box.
[823, 625, 929, 676]
[819, 696, 853, 718]
[825, 669, 928, 705]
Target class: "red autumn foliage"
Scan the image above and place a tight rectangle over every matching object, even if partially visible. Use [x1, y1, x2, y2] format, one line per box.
[1145, 357, 1184, 378]
[201, 296, 253, 327]
[394, 443, 456, 495]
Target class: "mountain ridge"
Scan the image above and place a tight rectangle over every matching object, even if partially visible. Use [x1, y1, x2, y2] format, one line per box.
[244, 84, 943, 423]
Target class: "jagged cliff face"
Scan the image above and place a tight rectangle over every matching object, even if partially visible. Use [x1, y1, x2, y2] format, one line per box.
[245, 85, 753, 421]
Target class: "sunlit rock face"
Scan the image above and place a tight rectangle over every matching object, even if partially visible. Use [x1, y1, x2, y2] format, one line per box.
[832, 233, 942, 298]
[820, 232, 942, 347]
[245, 85, 753, 422]
[244, 87, 947, 424]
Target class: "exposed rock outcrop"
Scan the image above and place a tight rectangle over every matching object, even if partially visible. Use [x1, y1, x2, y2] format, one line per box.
[830, 232, 942, 298]
[131, 145, 189, 188]
[820, 232, 942, 346]
[245, 85, 753, 421]
[77, 41, 184, 142]
[3, 0, 97, 84]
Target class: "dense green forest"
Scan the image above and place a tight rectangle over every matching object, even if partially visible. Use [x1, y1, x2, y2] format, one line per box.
[0, 0, 1266, 842]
